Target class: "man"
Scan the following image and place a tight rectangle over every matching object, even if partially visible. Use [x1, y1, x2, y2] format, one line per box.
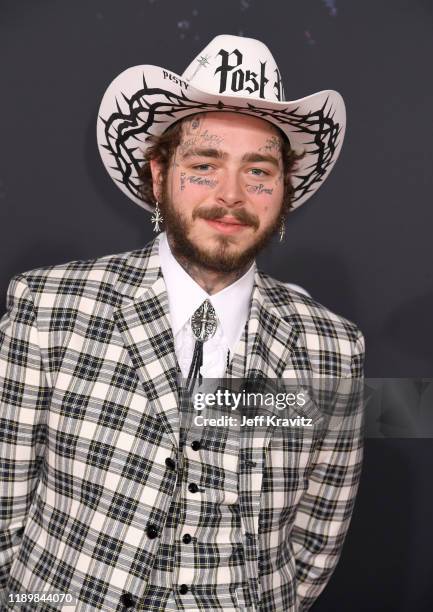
[0, 35, 364, 611]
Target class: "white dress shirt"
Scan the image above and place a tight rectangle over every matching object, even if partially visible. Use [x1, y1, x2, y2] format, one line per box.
[158, 231, 256, 380]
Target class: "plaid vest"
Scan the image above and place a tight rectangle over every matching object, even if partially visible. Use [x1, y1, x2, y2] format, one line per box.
[141, 319, 256, 611]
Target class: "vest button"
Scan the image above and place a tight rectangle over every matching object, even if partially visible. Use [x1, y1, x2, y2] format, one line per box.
[120, 592, 135, 608]
[182, 533, 192, 544]
[179, 584, 189, 594]
[191, 440, 201, 451]
[165, 457, 176, 470]
[146, 524, 159, 539]
[188, 483, 199, 493]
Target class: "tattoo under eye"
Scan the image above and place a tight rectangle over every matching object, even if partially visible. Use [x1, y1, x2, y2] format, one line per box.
[246, 183, 274, 195]
[187, 175, 218, 188]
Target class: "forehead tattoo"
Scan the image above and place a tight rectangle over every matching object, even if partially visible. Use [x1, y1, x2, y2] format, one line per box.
[259, 135, 281, 154]
[178, 116, 224, 157]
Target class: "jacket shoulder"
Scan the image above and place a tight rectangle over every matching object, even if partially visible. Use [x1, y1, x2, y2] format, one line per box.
[9, 246, 148, 307]
[17, 248, 133, 280]
[259, 271, 364, 353]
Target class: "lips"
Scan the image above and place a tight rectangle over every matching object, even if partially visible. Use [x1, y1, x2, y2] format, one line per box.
[204, 217, 250, 235]
[209, 216, 248, 226]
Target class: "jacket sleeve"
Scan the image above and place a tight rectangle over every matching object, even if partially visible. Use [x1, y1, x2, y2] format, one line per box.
[291, 330, 365, 611]
[0, 275, 50, 600]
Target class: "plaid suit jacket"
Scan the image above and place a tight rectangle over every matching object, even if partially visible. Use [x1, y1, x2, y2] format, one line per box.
[0, 235, 364, 611]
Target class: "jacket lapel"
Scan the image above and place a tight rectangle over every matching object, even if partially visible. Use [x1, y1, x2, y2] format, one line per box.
[237, 270, 302, 603]
[112, 236, 180, 449]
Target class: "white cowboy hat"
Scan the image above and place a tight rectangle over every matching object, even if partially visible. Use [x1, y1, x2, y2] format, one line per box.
[97, 34, 346, 213]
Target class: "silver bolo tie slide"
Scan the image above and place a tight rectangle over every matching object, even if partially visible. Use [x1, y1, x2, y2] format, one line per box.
[185, 299, 218, 392]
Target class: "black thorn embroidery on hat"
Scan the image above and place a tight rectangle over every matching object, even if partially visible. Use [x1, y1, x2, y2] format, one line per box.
[101, 82, 341, 204]
[115, 98, 123, 114]
[320, 96, 330, 111]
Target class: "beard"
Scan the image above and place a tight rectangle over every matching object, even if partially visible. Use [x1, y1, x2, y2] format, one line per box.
[158, 176, 285, 274]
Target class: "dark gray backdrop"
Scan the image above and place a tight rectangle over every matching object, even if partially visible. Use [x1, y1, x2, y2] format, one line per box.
[1, 1, 432, 610]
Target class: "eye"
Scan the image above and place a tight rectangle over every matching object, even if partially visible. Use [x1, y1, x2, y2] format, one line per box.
[249, 168, 270, 176]
[192, 164, 213, 172]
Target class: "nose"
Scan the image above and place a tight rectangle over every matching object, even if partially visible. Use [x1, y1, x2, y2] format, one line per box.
[215, 168, 245, 208]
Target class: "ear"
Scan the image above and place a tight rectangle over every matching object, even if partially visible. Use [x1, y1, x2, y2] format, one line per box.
[149, 158, 164, 201]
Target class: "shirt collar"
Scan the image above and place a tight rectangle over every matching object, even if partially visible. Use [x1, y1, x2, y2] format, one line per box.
[158, 231, 255, 350]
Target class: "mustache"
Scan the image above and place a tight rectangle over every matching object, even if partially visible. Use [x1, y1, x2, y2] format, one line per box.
[193, 206, 259, 230]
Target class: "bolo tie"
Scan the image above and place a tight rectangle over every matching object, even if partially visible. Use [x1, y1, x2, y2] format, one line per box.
[185, 299, 218, 394]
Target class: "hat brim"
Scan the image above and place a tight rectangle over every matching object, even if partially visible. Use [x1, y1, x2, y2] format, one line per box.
[97, 64, 346, 212]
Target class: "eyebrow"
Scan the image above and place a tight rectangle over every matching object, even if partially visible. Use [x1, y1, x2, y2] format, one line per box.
[180, 147, 281, 168]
